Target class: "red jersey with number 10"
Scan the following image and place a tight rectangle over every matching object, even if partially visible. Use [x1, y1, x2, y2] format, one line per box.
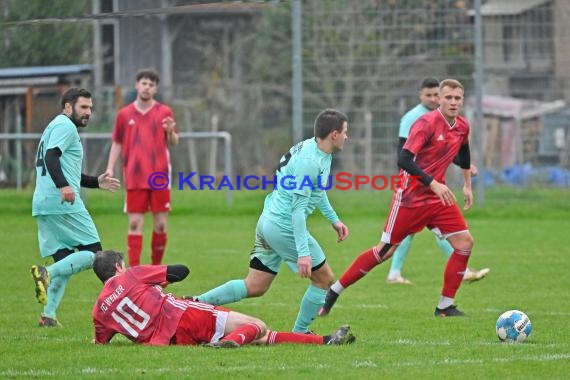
[93, 266, 187, 345]
[112, 102, 175, 189]
[397, 109, 470, 207]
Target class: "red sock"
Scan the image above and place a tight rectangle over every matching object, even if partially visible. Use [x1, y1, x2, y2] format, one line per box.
[338, 247, 382, 288]
[442, 249, 471, 298]
[222, 323, 263, 346]
[151, 232, 167, 265]
[265, 331, 324, 345]
[128, 234, 143, 267]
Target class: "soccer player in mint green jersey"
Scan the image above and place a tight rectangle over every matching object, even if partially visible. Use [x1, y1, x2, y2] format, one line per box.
[191, 109, 349, 333]
[30, 88, 120, 327]
[386, 78, 490, 285]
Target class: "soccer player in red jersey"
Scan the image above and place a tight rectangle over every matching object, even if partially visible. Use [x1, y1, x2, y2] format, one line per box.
[320, 79, 475, 317]
[105, 69, 179, 267]
[92, 250, 356, 347]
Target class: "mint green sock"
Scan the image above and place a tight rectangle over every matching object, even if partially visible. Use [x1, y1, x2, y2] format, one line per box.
[43, 275, 70, 319]
[293, 285, 327, 333]
[47, 250, 95, 278]
[197, 279, 248, 306]
[434, 235, 454, 258]
[389, 234, 414, 274]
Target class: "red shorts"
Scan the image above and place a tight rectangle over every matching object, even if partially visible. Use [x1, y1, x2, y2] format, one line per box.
[382, 201, 468, 244]
[172, 302, 230, 345]
[126, 189, 171, 213]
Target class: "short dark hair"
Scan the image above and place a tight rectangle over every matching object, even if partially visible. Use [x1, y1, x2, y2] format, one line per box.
[136, 68, 160, 84]
[60, 87, 91, 109]
[314, 109, 348, 139]
[93, 250, 124, 283]
[420, 77, 439, 89]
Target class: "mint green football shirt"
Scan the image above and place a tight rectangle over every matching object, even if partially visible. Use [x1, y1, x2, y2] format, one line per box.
[32, 114, 86, 215]
[399, 103, 431, 138]
[264, 137, 338, 228]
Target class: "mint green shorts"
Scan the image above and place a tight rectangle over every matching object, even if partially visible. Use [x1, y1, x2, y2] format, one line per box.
[250, 214, 326, 274]
[35, 211, 100, 258]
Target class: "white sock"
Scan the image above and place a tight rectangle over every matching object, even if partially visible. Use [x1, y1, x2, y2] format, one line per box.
[330, 281, 345, 295]
[437, 296, 454, 310]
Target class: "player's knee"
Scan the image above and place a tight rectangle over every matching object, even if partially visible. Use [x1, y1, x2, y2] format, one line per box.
[251, 318, 267, 337]
[309, 260, 334, 288]
[244, 276, 271, 297]
[246, 285, 269, 298]
[465, 234, 474, 249]
[311, 271, 334, 288]
[153, 223, 167, 234]
[459, 233, 474, 249]
[318, 277, 334, 288]
[452, 233, 474, 250]
[129, 220, 142, 232]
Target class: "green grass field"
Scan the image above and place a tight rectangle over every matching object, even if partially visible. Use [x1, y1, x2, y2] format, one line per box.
[1, 187, 569, 379]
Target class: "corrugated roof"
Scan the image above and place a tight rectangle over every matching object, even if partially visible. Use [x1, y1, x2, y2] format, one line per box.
[0, 64, 92, 79]
[477, 0, 551, 16]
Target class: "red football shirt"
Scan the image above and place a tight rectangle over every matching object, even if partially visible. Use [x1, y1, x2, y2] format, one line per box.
[397, 109, 470, 207]
[112, 102, 176, 189]
[93, 266, 188, 345]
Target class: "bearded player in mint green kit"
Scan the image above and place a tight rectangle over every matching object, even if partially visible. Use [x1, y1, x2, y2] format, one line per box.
[386, 78, 490, 285]
[190, 109, 349, 333]
[30, 88, 120, 327]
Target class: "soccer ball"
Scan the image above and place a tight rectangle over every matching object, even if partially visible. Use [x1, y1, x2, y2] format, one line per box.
[496, 310, 532, 343]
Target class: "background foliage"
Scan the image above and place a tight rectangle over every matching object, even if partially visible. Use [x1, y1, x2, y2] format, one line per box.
[0, 0, 90, 68]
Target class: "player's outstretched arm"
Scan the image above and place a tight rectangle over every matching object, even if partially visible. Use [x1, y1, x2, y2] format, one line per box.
[97, 173, 121, 192]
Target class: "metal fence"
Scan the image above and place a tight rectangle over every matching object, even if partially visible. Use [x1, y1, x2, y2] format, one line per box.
[1, 0, 570, 189]
[0, 131, 234, 203]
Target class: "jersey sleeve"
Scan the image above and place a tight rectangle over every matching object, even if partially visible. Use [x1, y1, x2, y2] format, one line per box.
[402, 117, 431, 155]
[112, 109, 126, 144]
[129, 265, 168, 285]
[45, 121, 76, 152]
[93, 318, 116, 344]
[462, 118, 470, 144]
[318, 192, 339, 224]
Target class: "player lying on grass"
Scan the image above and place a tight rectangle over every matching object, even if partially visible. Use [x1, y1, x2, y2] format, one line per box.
[92, 250, 356, 347]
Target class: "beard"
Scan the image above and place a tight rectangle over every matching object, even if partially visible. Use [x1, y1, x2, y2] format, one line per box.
[70, 110, 89, 128]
